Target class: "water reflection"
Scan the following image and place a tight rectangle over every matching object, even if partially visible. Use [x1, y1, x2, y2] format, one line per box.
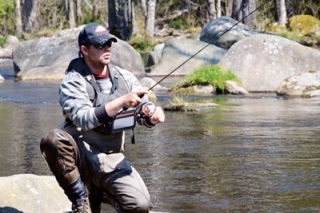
[0, 81, 320, 212]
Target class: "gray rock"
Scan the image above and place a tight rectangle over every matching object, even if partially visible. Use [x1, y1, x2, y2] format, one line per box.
[12, 26, 145, 80]
[224, 80, 248, 95]
[277, 70, 320, 97]
[219, 34, 320, 92]
[0, 174, 70, 213]
[200, 16, 259, 49]
[4, 35, 20, 49]
[149, 38, 227, 76]
[0, 48, 13, 59]
[0, 174, 169, 213]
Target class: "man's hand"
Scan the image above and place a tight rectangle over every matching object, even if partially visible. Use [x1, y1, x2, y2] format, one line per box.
[105, 90, 148, 117]
[121, 90, 148, 109]
[149, 106, 165, 124]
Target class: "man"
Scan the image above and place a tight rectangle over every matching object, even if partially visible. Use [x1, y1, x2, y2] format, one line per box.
[40, 22, 165, 213]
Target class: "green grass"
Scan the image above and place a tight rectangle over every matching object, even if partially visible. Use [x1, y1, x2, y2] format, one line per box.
[171, 65, 241, 93]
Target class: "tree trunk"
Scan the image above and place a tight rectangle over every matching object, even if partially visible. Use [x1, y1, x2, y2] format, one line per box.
[217, 0, 221, 18]
[231, 0, 242, 21]
[66, 0, 76, 28]
[145, 0, 156, 39]
[243, 0, 257, 29]
[108, 0, 133, 41]
[14, 0, 22, 34]
[277, 0, 287, 27]
[22, 0, 38, 33]
[76, 0, 83, 23]
[226, 0, 233, 17]
[286, 0, 294, 18]
[207, 0, 216, 22]
[92, 0, 99, 19]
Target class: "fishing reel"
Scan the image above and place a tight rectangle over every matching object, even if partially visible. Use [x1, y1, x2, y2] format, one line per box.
[135, 101, 155, 119]
[106, 101, 155, 134]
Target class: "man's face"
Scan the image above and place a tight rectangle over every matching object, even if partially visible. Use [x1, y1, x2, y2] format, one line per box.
[82, 40, 113, 67]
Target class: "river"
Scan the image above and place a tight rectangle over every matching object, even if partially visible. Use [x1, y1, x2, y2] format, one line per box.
[0, 63, 320, 213]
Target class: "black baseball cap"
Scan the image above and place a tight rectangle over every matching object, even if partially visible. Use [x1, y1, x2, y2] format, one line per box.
[78, 22, 117, 46]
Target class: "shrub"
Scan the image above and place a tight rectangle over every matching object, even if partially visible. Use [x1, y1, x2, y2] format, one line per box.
[171, 65, 241, 93]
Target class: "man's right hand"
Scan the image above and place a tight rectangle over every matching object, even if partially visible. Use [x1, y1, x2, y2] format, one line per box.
[121, 90, 148, 109]
[104, 90, 148, 117]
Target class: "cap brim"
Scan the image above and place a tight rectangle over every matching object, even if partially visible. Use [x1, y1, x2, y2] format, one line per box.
[91, 36, 117, 46]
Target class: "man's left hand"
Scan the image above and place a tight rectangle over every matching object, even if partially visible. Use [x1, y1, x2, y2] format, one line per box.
[149, 107, 165, 124]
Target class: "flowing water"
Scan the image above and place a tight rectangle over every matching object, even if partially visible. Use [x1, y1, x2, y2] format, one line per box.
[0, 64, 320, 213]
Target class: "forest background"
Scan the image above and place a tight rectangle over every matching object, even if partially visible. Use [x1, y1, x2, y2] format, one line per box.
[0, 0, 320, 52]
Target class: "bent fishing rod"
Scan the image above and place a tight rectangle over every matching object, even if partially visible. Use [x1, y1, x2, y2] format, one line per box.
[148, 0, 271, 91]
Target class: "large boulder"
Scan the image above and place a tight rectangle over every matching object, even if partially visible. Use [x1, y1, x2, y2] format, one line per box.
[0, 174, 168, 213]
[13, 26, 145, 80]
[219, 34, 320, 92]
[200, 16, 259, 49]
[148, 38, 226, 76]
[0, 174, 70, 213]
[277, 70, 320, 97]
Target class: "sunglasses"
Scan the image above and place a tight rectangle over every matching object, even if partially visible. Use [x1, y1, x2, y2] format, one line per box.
[93, 41, 112, 49]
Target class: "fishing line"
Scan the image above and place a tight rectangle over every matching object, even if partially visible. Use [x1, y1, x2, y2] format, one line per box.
[148, 0, 272, 91]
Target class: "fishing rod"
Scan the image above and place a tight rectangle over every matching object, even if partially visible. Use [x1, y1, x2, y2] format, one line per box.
[148, 0, 272, 91]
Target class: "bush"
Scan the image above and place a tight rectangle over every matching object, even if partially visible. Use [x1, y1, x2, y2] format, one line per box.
[171, 65, 241, 92]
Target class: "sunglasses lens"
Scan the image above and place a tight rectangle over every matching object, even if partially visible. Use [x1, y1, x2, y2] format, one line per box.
[95, 41, 112, 49]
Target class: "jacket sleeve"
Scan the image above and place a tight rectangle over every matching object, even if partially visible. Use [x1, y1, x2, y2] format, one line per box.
[59, 71, 101, 130]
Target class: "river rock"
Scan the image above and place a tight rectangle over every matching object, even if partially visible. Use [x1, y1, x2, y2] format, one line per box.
[12, 25, 145, 80]
[148, 38, 227, 76]
[276, 70, 320, 97]
[4, 35, 20, 49]
[0, 174, 169, 213]
[0, 48, 13, 59]
[0, 174, 71, 213]
[224, 80, 248, 95]
[200, 16, 260, 49]
[219, 34, 320, 92]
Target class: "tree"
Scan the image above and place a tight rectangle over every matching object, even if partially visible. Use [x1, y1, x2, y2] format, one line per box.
[246, 0, 257, 29]
[217, 0, 221, 17]
[22, 0, 38, 33]
[277, 0, 287, 27]
[66, 0, 76, 28]
[108, 0, 133, 40]
[232, 0, 257, 29]
[207, 0, 216, 21]
[14, 0, 22, 34]
[145, 0, 156, 39]
[231, 0, 242, 21]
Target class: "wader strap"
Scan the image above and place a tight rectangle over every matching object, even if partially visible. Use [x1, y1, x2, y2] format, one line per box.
[110, 72, 119, 94]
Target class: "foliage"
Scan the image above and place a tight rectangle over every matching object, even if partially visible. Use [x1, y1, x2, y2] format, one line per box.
[172, 65, 241, 93]
[128, 36, 157, 66]
[0, 0, 15, 36]
[0, 0, 14, 16]
[0, 36, 6, 46]
[129, 36, 156, 52]
[288, 15, 320, 36]
[2, 0, 320, 46]
[169, 18, 188, 30]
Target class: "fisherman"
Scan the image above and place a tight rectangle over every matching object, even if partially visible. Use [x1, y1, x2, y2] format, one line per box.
[40, 22, 165, 213]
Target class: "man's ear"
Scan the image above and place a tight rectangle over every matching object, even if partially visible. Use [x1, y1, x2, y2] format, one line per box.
[80, 45, 89, 56]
